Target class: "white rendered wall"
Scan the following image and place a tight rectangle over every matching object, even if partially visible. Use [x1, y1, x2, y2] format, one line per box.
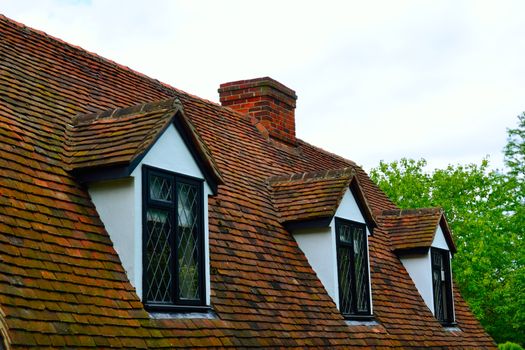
[400, 253, 433, 311]
[400, 223, 453, 317]
[432, 225, 449, 250]
[293, 188, 371, 311]
[89, 178, 136, 285]
[294, 227, 336, 302]
[89, 124, 212, 304]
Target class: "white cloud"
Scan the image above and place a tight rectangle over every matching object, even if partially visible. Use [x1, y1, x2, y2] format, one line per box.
[2, 0, 524, 172]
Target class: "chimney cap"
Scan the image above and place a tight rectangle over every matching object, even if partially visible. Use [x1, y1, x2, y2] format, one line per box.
[218, 77, 297, 101]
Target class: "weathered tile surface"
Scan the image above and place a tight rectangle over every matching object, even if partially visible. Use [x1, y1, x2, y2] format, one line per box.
[378, 208, 457, 253]
[0, 14, 495, 348]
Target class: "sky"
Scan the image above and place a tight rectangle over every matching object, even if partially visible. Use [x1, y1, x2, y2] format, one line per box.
[2, 1, 524, 171]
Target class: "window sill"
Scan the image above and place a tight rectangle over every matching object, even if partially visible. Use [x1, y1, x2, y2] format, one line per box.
[343, 314, 376, 326]
[442, 322, 461, 332]
[345, 317, 378, 327]
[146, 304, 216, 319]
[343, 314, 374, 321]
[145, 303, 211, 313]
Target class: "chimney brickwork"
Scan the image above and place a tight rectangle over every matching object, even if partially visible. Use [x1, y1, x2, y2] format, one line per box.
[218, 77, 298, 145]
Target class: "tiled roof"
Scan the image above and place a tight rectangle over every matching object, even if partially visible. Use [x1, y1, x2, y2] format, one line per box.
[63, 98, 223, 189]
[378, 208, 457, 254]
[65, 99, 180, 171]
[268, 167, 376, 229]
[0, 14, 494, 348]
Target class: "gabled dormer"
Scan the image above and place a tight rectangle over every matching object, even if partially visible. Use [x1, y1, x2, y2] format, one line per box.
[378, 208, 457, 325]
[64, 98, 222, 313]
[268, 168, 376, 319]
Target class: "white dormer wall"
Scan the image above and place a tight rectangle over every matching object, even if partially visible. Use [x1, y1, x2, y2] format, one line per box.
[88, 124, 212, 304]
[293, 188, 371, 310]
[399, 224, 452, 316]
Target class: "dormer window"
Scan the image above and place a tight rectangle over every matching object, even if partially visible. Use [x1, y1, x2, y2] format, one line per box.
[73, 99, 223, 315]
[268, 168, 376, 319]
[431, 248, 454, 325]
[378, 208, 457, 326]
[143, 166, 205, 310]
[335, 218, 371, 317]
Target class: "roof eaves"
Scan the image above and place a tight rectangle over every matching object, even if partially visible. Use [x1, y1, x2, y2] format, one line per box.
[169, 105, 224, 194]
[438, 212, 457, 254]
[348, 175, 378, 232]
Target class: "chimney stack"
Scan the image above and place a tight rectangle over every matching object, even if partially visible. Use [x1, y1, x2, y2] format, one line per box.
[218, 77, 298, 145]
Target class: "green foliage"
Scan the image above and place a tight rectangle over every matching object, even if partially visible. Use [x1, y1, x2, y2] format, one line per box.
[499, 342, 524, 350]
[370, 114, 525, 345]
[504, 113, 525, 179]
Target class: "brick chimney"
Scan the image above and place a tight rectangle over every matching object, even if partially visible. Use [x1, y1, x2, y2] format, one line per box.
[218, 77, 298, 145]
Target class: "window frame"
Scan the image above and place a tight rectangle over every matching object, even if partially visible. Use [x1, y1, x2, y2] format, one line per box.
[430, 247, 455, 325]
[142, 165, 207, 312]
[335, 218, 372, 319]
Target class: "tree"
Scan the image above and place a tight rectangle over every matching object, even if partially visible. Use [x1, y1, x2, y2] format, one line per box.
[370, 114, 525, 345]
[504, 113, 525, 179]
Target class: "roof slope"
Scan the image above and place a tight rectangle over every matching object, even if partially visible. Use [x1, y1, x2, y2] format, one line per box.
[0, 14, 494, 348]
[378, 208, 457, 254]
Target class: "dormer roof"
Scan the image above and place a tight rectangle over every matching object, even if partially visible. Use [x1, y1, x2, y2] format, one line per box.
[64, 98, 223, 192]
[378, 208, 457, 254]
[268, 167, 376, 231]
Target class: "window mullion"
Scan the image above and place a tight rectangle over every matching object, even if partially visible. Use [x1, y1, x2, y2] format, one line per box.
[196, 182, 205, 304]
[172, 175, 179, 304]
[443, 251, 453, 324]
[348, 232, 358, 315]
[431, 247, 454, 325]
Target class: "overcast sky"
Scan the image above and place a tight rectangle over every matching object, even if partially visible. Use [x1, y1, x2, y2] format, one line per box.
[3, 1, 524, 171]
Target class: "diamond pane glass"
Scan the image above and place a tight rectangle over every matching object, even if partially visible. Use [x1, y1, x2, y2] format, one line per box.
[337, 220, 371, 315]
[338, 245, 353, 314]
[145, 209, 173, 303]
[432, 250, 445, 321]
[339, 224, 352, 244]
[149, 174, 173, 201]
[353, 226, 369, 312]
[177, 183, 200, 300]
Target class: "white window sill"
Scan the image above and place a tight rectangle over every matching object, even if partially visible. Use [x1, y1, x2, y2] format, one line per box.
[149, 309, 217, 320]
[345, 319, 379, 327]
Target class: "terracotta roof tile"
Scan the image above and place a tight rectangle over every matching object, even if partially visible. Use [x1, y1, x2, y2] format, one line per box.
[268, 167, 355, 224]
[0, 13, 494, 348]
[378, 208, 457, 254]
[63, 98, 223, 189]
[268, 167, 377, 230]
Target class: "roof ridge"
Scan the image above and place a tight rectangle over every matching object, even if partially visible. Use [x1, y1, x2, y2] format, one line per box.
[267, 166, 355, 185]
[379, 207, 443, 217]
[71, 98, 182, 126]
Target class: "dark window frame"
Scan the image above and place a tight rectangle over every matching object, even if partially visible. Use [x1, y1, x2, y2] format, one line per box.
[142, 165, 207, 312]
[431, 247, 455, 325]
[335, 218, 372, 319]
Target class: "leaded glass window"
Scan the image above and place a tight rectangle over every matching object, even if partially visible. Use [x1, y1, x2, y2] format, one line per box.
[143, 166, 205, 309]
[336, 218, 371, 317]
[431, 248, 454, 324]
